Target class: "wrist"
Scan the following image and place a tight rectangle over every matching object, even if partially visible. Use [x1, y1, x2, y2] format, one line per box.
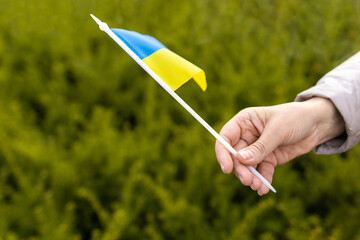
[305, 97, 345, 145]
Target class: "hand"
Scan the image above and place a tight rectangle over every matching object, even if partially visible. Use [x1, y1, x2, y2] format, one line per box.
[215, 97, 345, 195]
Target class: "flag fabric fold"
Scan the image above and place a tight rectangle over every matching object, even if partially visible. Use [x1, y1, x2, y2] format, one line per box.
[111, 29, 207, 91]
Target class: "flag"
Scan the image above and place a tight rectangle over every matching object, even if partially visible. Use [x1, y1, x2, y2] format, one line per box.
[111, 29, 207, 91]
[91, 15, 276, 193]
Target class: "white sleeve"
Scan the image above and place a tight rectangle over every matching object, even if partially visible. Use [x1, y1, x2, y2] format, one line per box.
[295, 51, 360, 155]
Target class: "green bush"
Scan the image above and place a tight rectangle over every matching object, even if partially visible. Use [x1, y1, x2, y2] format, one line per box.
[0, 0, 360, 239]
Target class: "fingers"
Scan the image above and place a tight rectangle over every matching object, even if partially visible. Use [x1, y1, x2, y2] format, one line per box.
[215, 140, 233, 174]
[219, 118, 241, 147]
[251, 160, 275, 195]
[236, 123, 283, 166]
[215, 118, 241, 174]
[215, 108, 279, 195]
[233, 157, 253, 186]
[235, 130, 278, 195]
[233, 156, 275, 195]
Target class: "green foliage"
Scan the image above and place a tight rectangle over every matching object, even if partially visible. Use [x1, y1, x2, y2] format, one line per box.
[0, 0, 360, 239]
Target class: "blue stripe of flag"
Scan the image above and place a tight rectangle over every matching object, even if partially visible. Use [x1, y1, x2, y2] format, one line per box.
[111, 29, 167, 59]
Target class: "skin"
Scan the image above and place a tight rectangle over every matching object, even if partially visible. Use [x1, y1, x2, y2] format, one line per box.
[215, 97, 345, 195]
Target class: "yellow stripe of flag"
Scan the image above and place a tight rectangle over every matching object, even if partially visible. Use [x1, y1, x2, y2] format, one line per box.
[143, 48, 207, 91]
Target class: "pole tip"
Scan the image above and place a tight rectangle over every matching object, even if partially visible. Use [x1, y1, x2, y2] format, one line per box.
[90, 14, 100, 24]
[90, 14, 109, 31]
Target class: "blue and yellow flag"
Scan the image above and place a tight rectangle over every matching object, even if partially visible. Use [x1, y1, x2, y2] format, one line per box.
[111, 29, 207, 91]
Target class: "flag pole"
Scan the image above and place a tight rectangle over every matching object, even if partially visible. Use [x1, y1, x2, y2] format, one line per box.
[90, 14, 276, 193]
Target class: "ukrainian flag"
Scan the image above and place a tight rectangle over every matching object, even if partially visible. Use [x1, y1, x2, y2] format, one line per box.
[111, 29, 207, 91]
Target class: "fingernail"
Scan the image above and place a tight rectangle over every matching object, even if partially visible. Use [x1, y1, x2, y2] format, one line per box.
[258, 191, 263, 196]
[250, 184, 255, 190]
[238, 150, 254, 160]
[239, 176, 243, 182]
[220, 163, 224, 172]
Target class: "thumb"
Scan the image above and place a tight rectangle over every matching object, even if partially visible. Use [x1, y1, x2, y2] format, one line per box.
[237, 127, 282, 166]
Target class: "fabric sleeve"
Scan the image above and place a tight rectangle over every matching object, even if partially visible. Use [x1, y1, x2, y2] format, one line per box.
[295, 51, 360, 155]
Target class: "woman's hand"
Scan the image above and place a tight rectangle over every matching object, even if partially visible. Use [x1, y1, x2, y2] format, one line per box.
[215, 97, 345, 195]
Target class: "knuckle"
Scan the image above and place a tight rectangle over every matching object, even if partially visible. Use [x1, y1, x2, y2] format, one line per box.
[234, 165, 242, 176]
[252, 141, 267, 156]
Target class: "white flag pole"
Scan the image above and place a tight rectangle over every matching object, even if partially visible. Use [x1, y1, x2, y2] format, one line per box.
[90, 14, 276, 193]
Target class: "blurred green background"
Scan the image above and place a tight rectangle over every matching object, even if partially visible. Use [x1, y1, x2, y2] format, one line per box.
[1, 0, 360, 239]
